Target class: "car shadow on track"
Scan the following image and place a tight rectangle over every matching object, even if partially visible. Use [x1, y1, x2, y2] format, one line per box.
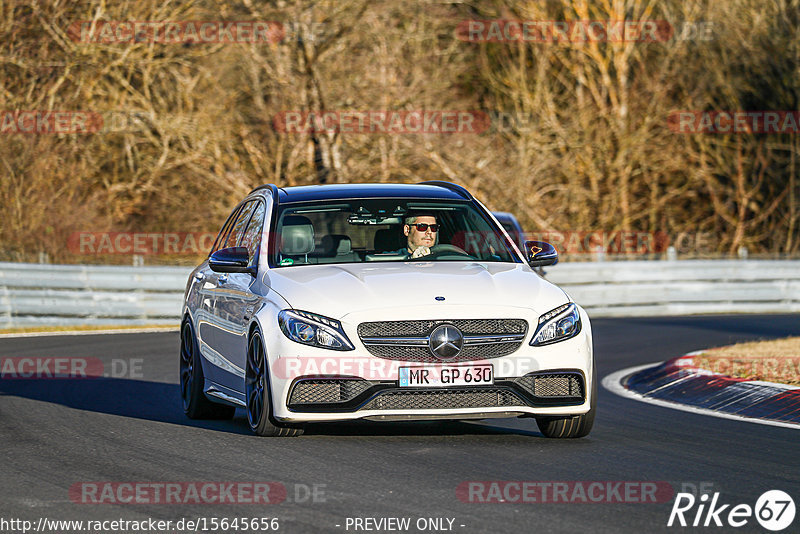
[0, 377, 549, 438]
[302, 419, 543, 438]
[0, 377, 251, 435]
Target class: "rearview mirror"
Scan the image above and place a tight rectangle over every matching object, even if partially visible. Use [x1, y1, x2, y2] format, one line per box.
[524, 240, 558, 267]
[209, 247, 256, 274]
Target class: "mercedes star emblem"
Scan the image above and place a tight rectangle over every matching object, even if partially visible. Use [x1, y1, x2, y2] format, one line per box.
[429, 324, 464, 360]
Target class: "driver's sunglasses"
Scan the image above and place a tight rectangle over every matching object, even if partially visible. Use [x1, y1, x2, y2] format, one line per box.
[411, 223, 439, 232]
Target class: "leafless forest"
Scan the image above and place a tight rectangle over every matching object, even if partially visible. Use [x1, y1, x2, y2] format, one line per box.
[1, 0, 798, 263]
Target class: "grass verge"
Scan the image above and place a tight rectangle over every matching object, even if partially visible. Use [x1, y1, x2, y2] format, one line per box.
[693, 337, 800, 386]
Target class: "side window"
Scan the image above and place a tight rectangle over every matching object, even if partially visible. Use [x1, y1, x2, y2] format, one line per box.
[240, 201, 266, 263]
[211, 204, 243, 255]
[223, 201, 258, 249]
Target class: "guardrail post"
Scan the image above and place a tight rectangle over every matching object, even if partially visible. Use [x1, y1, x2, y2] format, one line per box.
[667, 246, 677, 261]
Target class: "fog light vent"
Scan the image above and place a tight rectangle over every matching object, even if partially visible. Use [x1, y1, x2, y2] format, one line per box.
[516, 373, 584, 399]
[289, 379, 372, 405]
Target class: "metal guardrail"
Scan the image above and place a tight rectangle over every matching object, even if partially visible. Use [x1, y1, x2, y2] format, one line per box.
[0, 263, 191, 327]
[0, 260, 798, 328]
[546, 260, 800, 317]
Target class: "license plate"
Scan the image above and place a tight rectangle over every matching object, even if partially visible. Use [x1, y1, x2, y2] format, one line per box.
[398, 364, 493, 387]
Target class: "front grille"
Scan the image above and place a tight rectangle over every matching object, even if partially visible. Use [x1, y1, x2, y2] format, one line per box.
[363, 343, 521, 363]
[289, 379, 373, 405]
[358, 319, 527, 338]
[361, 388, 527, 410]
[358, 319, 528, 363]
[515, 373, 584, 399]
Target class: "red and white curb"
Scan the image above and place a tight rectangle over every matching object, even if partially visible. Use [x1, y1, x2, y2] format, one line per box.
[602, 352, 800, 430]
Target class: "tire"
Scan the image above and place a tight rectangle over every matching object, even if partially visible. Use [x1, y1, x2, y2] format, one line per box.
[535, 365, 597, 439]
[245, 327, 303, 437]
[180, 319, 236, 420]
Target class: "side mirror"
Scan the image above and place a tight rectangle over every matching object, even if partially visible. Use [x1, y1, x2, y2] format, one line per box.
[524, 240, 558, 267]
[209, 247, 256, 274]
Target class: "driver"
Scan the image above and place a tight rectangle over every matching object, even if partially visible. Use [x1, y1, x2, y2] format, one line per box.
[402, 214, 438, 258]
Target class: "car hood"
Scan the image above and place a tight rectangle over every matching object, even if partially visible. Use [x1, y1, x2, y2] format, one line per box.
[263, 262, 568, 320]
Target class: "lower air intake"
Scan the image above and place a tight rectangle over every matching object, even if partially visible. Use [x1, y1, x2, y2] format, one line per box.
[361, 388, 527, 410]
[515, 373, 584, 399]
[289, 380, 373, 405]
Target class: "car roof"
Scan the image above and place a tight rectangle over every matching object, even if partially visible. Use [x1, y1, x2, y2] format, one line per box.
[257, 183, 472, 204]
[492, 211, 516, 221]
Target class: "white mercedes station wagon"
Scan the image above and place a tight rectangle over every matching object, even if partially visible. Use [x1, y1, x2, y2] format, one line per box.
[181, 182, 595, 437]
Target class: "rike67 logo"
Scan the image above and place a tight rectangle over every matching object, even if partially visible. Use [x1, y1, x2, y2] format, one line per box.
[668, 490, 795, 531]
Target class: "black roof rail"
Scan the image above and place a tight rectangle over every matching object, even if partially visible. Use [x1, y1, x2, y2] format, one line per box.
[418, 180, 472, 200]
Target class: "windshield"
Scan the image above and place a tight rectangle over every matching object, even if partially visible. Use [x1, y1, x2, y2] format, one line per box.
[270, 199, 520, 267]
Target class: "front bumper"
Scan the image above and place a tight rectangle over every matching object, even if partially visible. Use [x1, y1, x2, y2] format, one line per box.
[286, 372, 585, 412]
[261, 305, 594, 423]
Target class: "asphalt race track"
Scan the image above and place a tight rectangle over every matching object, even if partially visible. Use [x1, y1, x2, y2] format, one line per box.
[1, 315, 799, 533]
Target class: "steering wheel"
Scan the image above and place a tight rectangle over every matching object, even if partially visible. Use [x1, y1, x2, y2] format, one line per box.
[411, 244, 476, 260]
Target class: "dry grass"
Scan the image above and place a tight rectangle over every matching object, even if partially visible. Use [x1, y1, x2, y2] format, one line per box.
[693, 337, 800, 386]
[0, 0, 798, 264]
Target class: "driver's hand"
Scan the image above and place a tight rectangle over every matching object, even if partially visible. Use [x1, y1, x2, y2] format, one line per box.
[411, 246, 431, 258]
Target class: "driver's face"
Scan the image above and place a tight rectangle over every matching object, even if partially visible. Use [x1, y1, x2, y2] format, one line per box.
[404, 216, 437, 251]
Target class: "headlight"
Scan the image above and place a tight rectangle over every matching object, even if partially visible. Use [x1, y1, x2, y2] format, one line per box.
[530, 303, 581, 346]
[278, 310, 354, 351]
